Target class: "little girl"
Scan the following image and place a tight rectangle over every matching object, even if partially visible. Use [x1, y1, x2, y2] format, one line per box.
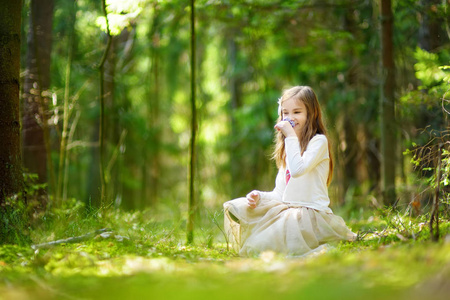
[223, 86, 356, 256]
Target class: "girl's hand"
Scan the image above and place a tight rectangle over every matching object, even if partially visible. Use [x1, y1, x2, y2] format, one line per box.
[246, 190, 260, 209]
[274, 120, 297, 137]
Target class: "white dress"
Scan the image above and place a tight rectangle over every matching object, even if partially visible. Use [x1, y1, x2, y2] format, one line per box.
[223, 134, 356, 256]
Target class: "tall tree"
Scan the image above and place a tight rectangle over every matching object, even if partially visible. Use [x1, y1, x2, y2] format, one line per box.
[380, 0, 397, 206]
[0, 0, 23, 198]
[98, 0, 113, 207]
[187, 0, 197, 244]
[22, 0, 55, 200]
[0, 0, 24, 242]
[102, 33, 118, 203]
[57, 0, 77, 203]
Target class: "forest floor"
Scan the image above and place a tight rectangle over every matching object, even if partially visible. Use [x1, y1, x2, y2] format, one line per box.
[1, 202, 450, 300]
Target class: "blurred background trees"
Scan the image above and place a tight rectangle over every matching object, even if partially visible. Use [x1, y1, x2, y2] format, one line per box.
[15, 0, 449, 221]
[22, 0, 55, 204]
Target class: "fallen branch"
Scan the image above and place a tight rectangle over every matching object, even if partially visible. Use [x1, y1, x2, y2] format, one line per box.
[31, 228, 112, 249]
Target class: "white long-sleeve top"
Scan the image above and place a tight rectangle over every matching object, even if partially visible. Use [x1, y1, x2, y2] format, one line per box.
[259, 134, 332, 213]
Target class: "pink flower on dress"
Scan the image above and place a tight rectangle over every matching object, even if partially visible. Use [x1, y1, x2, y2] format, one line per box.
[285, 169, 291, 184]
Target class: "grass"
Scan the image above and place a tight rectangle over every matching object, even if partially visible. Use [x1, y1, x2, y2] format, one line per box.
[1, 200, 450, 300]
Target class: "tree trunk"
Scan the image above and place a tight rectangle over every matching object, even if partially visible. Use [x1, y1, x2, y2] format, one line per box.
[187, 0, 197, 244]
[342, 9, 358, 193]
[0, 0, 23, 200]
[57, 0, 77, 204]
[22, 0, 54, 200]
[0, 0, 26, 245]
[418, 0, 443, 51]
[98, 0, 113, 207]
[103, 34, 117, 203]
[85, 119, 101, 209]
[380, 0, 397, 206]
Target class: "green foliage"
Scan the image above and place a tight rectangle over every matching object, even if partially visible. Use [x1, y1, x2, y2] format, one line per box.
[400, 48, 449, 112]
[414, 48, 448, 87]
[96, 0, 146, 35]
[400, 45, 450, 219]
[0, 173, 47, 246]
[0, 202, 29, 246]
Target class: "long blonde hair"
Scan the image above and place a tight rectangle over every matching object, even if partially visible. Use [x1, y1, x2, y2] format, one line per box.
[272, 86, 334, 186]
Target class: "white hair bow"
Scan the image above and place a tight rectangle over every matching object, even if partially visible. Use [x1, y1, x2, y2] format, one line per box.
[277, 97, 282, 116]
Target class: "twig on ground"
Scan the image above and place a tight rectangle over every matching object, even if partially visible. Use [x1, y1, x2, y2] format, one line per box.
[31, 228, 112, 249]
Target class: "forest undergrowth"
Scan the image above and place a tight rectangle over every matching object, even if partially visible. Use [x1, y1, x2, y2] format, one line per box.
[1, 199, 450, 300]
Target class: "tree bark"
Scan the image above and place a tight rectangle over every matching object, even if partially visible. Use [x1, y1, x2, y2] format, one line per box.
[380, 0, 397, 206]
[0, 0, 27, 245]
[22, 0, 55, 199]
[103, 34, 117, 203]
[187, 0, 197, 244]
[0, 0, 23, 200]
[99, 0, 113, 207]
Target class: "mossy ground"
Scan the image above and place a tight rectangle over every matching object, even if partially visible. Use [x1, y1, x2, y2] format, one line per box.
[1, 202, 450, 300]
